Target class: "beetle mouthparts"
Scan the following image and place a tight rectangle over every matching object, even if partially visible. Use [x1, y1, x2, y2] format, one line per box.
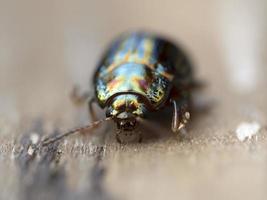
[115, 112, 137, 131]
[117, 119, 137, 131]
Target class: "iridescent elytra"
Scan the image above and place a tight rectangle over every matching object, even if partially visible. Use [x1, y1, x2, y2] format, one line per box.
[41, 32, 196, 145]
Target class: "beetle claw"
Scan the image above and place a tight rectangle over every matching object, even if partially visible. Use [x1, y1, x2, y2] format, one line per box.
[171, 99, 190, 133]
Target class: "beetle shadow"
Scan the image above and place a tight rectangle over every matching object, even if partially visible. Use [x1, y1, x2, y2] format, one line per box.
[129, 94, 215, 144]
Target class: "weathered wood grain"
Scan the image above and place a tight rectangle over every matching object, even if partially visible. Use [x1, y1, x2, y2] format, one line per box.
[14, 120, 114, 200]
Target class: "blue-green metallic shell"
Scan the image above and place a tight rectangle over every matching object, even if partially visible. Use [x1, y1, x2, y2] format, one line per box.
[93, 32, 192, 110]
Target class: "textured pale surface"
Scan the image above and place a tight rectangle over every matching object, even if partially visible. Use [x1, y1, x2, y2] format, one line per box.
[0, 1, 267, 200]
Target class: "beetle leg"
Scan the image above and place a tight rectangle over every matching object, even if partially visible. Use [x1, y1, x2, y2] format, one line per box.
[171, 99, 190, 133]
[70, 85, 92, 106]
[71, 85, 99, 124]
[88, 97, 98, 122]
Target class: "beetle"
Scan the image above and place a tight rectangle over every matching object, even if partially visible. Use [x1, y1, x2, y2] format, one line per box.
[41, 32, 196, 145]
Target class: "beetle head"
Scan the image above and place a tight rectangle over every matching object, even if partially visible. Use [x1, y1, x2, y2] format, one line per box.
[106, 94, 147, 131]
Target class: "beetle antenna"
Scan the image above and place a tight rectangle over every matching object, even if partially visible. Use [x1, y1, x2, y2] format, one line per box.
[40, 117, 113, 147]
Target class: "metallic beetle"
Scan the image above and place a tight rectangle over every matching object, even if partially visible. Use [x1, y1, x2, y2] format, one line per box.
[42, 32, 196, 145]
[92, 32, 194, 140]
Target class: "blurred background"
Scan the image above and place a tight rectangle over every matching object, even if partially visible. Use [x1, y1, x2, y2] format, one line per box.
[0, 1, 267, 200]
[1, 0, 266, 118]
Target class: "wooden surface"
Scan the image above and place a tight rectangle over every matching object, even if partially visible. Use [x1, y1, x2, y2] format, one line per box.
[0, 1, 267, 200]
